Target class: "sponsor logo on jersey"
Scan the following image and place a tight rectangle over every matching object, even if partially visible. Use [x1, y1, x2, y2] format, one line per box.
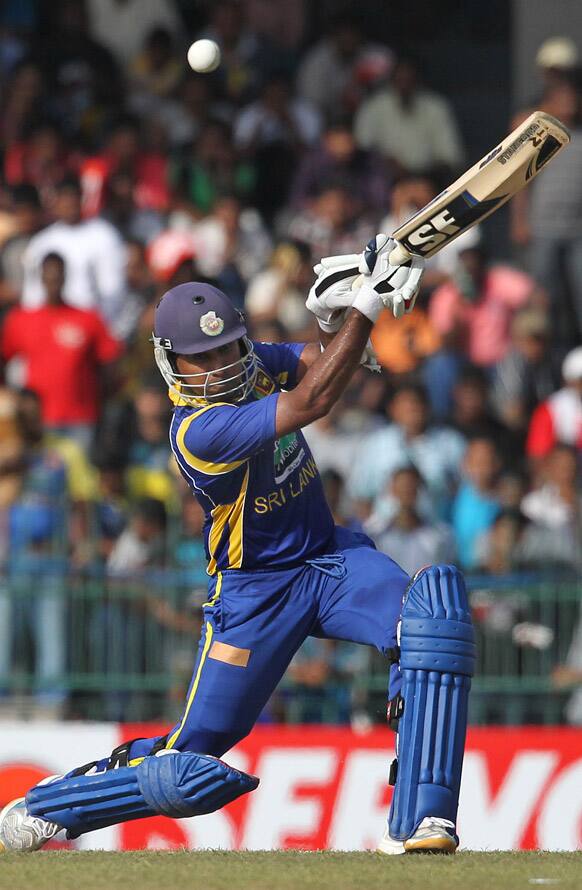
[273, 433, 305, 484]
[254, 455, 318, 512]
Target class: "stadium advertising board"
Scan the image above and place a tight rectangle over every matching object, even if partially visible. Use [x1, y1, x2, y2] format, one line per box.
[0, 724, 579, 851]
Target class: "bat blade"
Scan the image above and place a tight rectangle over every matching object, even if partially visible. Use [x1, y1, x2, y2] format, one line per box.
[392, 111, 570, 260]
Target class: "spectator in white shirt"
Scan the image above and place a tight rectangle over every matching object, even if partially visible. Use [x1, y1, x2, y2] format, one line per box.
[518, 443, 581, 572]
[296, 14, 366, 120]
[234, 74, 320, 219]
[347, 382, 466, 519]
[21, 178, 127, 337]
[86, 0, 182, 69]
[355, 56, 464, 179]
[234, 75, 321, 152]
[367, 465, 456, 576]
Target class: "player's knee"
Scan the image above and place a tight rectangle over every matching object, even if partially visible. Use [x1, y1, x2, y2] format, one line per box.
[400, 564, 473, 665]
[404, 563, 471, 622]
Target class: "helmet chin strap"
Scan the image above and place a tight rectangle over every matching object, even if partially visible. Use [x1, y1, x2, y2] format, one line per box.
[154, 337, 258, 406]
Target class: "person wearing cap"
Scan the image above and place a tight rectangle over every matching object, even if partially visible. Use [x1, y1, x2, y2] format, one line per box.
[536, 36, 579, 89]
[491, 309, 557, 432]
[526, 345, 582, 461]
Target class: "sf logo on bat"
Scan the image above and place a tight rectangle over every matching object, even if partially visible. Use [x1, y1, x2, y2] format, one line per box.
[402, 207, 461, 256]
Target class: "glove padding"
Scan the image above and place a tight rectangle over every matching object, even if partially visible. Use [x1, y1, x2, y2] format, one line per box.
[359, 234, 425, 319]
[306, 251, 385, 327]
[305, 253, 361, 332]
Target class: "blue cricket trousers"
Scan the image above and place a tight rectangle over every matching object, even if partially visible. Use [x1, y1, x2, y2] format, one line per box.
[131, 526, 409, 760]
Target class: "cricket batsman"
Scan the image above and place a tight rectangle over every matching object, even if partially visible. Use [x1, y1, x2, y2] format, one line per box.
[0, 236, 475, 855]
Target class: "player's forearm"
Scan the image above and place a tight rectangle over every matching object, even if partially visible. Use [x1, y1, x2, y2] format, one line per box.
[300, 311, 372, 407]
[318, 327, 337, 349]
[296, 322, 352, 381]
[276, 311, 372, 435]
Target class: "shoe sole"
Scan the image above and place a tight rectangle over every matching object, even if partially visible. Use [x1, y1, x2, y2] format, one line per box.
[403, 835, 458, 854]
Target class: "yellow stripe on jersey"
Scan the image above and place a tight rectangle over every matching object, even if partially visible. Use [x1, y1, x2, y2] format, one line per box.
[227, 464, 249, 568]
[176, 404, 247, 476]
[166, 616, 215, 749]
[207, 466, 249, 575]
[208, 501, 230, 573]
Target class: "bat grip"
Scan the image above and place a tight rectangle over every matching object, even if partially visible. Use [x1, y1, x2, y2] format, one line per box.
[389, 242, 412, 264]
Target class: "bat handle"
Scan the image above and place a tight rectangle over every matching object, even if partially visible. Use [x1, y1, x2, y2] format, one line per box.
[389, 242, 413, 264]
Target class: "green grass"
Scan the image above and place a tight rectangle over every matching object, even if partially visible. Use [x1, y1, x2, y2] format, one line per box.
[0, 851, 580, 890]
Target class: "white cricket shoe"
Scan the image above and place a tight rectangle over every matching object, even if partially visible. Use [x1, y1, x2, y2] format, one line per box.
[0, 797, 61, 853]
[377, 817, 458, 855]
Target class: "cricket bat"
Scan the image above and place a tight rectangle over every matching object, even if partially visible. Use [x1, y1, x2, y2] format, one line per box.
[386, 111, 570, 265]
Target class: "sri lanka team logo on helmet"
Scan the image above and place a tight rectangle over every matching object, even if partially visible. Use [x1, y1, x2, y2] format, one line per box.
[200, 311, 224, 336]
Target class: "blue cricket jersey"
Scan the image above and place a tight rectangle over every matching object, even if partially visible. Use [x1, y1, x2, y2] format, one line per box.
[170, 341, 335, 574]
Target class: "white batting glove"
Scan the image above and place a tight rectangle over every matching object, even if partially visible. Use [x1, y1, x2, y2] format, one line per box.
[359, 234, 425, 318]
[306, 253, 361, 332]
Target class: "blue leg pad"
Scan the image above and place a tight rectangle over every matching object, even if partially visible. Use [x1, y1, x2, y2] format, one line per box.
[26, 752, 259, 837]
[388, 565, 475, 841]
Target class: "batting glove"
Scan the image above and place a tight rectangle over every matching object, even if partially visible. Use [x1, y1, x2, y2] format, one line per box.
[359, 234, 425, 318]
[305, 253, 361, 332]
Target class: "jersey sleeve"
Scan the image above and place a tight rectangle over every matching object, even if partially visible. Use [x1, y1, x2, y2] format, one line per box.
[253, 340, 306, 390]
[175, 395, 279, 473]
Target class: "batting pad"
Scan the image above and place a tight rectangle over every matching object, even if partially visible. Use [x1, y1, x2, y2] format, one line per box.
[26, 751, 259, 837]
[388, 565, 475, 841]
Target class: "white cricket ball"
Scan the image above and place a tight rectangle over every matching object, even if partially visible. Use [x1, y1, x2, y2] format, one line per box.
[187, 39, 221, 73]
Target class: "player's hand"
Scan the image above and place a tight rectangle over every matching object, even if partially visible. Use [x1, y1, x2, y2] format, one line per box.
[359, 234, 425, 318]
[305, 253, 361, 332]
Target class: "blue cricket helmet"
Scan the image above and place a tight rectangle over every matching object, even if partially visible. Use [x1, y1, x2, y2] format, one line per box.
[152, 282, 257, 404]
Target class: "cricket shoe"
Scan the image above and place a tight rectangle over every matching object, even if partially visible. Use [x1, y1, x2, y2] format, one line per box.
[0, 778, 62, 853]
[377, 817, 458, 855]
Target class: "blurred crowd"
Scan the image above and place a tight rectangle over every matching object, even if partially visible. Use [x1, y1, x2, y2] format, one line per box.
[0, 1, 580, 724]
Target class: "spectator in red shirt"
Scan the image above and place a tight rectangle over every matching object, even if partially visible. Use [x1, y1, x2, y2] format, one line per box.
[526, 346, 582, 463]
[3, 119, 78, 202]
[79, 116, 170, 218]
[0, 253, 122, 450]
